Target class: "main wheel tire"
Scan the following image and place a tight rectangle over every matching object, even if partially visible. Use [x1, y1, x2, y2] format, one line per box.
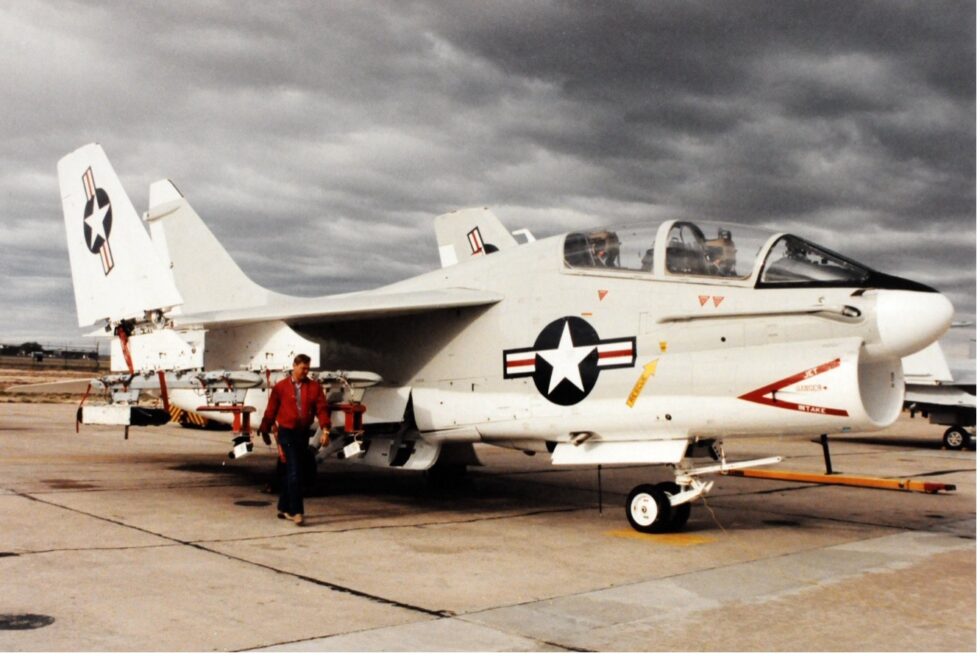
[626, 484, 672, 533]
[656, 481, 692, 531]
[943, 426, 969, 450]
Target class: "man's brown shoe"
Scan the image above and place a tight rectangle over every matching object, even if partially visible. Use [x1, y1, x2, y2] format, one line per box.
[277, 512, 287, 520]
[291, 513, 305, 526]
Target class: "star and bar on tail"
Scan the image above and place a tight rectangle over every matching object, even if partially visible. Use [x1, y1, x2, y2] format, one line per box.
[81, 167, 114, 275]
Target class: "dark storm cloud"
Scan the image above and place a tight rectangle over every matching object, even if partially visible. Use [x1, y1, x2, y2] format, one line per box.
[0, 0, 973, 356]
[432, 0, 974, 223]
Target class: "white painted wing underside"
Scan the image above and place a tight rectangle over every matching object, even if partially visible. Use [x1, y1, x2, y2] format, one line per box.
[904, 386, 976, 408]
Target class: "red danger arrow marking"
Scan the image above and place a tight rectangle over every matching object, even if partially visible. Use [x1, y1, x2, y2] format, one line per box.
[738, 358, 849, 417]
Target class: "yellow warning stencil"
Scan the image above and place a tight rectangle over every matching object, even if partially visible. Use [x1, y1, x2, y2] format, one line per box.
[626, 359, 658, 408]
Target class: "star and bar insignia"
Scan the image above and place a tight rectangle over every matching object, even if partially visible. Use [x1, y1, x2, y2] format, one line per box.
[504, 316, 636, 405]
[81, 167, 114, 275]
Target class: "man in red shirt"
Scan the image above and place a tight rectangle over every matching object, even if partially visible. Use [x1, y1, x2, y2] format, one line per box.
[259, 354, 331, 526]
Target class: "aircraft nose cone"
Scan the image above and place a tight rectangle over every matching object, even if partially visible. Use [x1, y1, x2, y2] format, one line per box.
[874, 290, 954, 357]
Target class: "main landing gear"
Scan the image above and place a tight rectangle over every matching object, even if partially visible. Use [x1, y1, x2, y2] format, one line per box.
[626, 445, 782, 533]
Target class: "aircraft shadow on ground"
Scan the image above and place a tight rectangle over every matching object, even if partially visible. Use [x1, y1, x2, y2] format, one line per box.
[168, 460, 591, 516]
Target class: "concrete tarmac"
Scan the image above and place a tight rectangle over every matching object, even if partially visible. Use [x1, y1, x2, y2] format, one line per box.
[0, 403, 974, 651]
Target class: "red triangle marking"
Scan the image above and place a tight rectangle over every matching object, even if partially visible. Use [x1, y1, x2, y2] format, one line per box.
[713, 296, 724, 307]
[737, 359, 848, 417]
[698, 295, 709, 307]
[598, 290, 608, 301]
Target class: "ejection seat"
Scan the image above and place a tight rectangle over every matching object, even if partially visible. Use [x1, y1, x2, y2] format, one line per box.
[665, 237, 708, 275]
[564, 232, 596, 267]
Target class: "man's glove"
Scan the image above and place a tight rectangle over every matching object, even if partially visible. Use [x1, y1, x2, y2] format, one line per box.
[261, 431, 272, 445]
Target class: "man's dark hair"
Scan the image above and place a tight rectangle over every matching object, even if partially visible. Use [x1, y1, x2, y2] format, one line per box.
[293, 353, 312, 365]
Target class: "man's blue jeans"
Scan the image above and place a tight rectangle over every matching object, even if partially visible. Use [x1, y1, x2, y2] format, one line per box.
[277, 427, 308, 515]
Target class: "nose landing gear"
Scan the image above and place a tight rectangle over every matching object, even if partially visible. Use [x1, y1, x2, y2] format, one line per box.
[626, 481, 696, 532]
[625, 448, 783, 533]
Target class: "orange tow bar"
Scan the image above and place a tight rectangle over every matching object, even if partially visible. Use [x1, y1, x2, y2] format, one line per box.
[723, 469, 956, 494]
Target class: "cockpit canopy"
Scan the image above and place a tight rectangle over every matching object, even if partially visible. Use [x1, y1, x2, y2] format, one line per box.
[663, 222, 755, 278]
[562, 219, 881, 288]
[758, 235, 870, 286]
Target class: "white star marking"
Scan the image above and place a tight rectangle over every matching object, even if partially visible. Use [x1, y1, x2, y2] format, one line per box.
[84, 196, 110, 251]
[537, 320, 595, 393]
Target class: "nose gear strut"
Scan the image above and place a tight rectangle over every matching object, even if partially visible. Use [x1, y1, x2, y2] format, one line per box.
[626, 442, 781, 533]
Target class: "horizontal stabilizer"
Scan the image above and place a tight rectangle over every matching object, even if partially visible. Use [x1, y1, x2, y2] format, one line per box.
[6, 378, 93, 395]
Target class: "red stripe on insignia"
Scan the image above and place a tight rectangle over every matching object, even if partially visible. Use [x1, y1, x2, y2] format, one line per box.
[599, 349, 633, 359]
[508, 358, 536, 367]
[101, 241, 114, 275]
[82, 169, 94, 199]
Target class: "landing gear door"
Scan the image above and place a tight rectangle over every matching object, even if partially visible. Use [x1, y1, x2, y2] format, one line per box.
[357, 386, 411, 425]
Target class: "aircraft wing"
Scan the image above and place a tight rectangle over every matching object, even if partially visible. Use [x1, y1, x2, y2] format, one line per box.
[902, 341, 955, 384]
[905, 385, 976, 408]
[172, 287, 503, 328]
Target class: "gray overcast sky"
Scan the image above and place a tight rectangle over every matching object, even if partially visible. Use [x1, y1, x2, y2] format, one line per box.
[0, 0, 975, 355]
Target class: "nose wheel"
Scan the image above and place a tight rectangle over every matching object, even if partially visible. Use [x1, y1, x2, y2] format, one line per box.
[623, 453, 782, 533]
[626, 482, 692, 533]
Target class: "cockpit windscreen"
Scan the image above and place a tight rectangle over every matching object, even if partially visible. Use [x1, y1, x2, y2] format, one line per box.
[759, 235, 870, 285]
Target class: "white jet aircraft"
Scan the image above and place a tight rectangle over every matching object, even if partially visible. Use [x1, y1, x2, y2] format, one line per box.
[27, 143, 956, 532]
[903, 339, 976, 450]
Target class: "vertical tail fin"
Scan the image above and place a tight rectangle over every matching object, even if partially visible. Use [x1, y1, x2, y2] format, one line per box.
[58, 144, 183, 327]
[434, 207, 518, 267]
[146, 179, 279, 315]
